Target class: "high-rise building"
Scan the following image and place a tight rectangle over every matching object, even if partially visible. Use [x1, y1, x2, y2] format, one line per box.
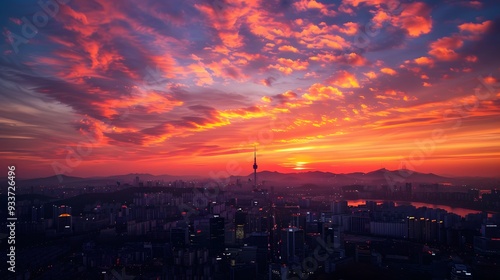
[324, 225, 343, 249]
[115, 205, 128, 234]
[190, 217, 210, 248]
[331, 201, 348, 215]
[281, 227, 304, 263]
[236, 225, 245, 240]
[210, 215, 225, 255]
[474, 223, 500, 257]
[235, 210, 247, 241]
[31, 205, 44, 222]
[350, 215, 370, 234]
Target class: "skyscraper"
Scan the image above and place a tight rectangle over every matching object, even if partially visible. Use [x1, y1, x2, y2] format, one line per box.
[209, 215, 225, 255]
[281, 227, 304, 263]
[235, 210, 247, 241]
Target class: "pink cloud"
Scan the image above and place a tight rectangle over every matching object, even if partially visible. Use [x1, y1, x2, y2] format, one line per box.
[458, 20, 492, 34]
[428, 35, 463, 61]
[395, 2, 432, 37]
[465, 55, 478, 62]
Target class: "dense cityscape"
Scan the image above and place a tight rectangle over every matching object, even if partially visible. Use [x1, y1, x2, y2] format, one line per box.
[2, 0, 500, 279]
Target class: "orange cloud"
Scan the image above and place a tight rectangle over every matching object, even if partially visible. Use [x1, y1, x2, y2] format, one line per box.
[187, 62, 213, 86]
[282, 90, 298, 99]
[303, 83, 344, 101]
[98, 90, 183, 118]
[278, 45, 300, 53]
[339, 22, 359, 35]
[342, 0, 386, 7]
[483, 76, 499, 85]
[372, 10, 390, 28]
[293, 0, 336, 16]
[297, 23, 323, 37]
[219, 32, 244, 48]
[206, 58, 247, 81]
[219, 106, 268, 120]
[364, 71, 377, 79]
[269, 58, 309, 74]
[294, 0, 325, 10]
[328, 70, 360, 88]
[394, 2, 432, 37]
[245, 8, 293, 41]
[309, 52, 367, 66]
[376, 90, 416, 102]
[458, 20, 492, 34]
[414, 56, 434, 66]
[343, 52, 368, 66]
[195, 0, 293, 48]
[380, 67, 397, 75]
[428, 36, 463, 61]
[295, 23, 348, 50]
[194, 3, 246, 48]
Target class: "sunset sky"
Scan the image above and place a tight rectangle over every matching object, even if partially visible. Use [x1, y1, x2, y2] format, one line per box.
[1, 0, 500, 179]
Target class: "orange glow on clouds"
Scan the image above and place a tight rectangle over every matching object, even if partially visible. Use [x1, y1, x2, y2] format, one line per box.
[1, 0, 499, 179]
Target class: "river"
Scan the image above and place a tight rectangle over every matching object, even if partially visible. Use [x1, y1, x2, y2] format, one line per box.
[346, 199, 488, 217]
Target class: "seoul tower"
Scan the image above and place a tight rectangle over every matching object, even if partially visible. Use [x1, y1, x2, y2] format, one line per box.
[253, 146, 258, 190]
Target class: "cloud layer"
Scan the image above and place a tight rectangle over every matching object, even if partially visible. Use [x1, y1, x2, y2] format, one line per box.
[1, 0, 499, 178]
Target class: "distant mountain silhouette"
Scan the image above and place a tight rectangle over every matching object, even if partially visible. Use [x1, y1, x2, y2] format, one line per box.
[12, 169, 499, 188]
[15, 174, 84, 187]
[232, 168, 498, 188]
[14, 173, 201, 187]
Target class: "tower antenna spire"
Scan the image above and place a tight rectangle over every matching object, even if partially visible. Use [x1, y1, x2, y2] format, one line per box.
[253, 146, 258, 190]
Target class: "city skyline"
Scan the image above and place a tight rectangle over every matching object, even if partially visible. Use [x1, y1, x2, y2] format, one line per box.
[1, 0, 500, 179]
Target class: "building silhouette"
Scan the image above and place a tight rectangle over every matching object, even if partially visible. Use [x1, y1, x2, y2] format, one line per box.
[281, 227, 304, 263]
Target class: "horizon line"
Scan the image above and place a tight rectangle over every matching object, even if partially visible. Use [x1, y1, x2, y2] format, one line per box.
[12, 168, 500, 181]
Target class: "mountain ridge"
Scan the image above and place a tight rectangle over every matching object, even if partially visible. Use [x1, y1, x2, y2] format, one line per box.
[11, 169, 499, 188]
